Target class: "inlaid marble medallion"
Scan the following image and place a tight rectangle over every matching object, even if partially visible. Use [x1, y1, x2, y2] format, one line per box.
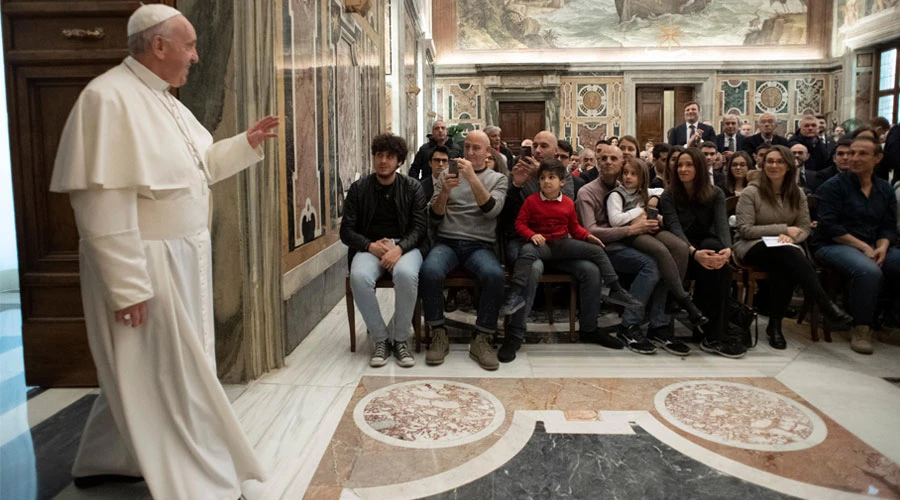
[353, 380, 505, 449]
[655, 380, 827, 452]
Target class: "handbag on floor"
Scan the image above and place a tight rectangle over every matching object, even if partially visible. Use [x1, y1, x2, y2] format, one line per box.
[728, 297, 758, 348]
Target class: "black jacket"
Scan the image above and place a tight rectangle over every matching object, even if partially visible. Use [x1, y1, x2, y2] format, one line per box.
[741, 133, 789, 155]
[408, 136, 463, 180]
[340, 173, 429, 263]
[668, 122, 716, 146]
[789, 133, 829, 172]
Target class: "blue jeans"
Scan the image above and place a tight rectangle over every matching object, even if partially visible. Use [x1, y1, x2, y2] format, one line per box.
[350, 250, 422, 343]
[420, 239, 506, 334]
[815, 244, 900, 326]
[505, 238, 603, 339]
[606, 244, 669, 329]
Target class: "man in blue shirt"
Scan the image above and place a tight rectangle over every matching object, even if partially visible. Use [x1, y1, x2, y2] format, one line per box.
[815, 136, 900, 354]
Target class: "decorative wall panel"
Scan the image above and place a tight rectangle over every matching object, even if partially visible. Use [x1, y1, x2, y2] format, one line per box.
[434, 78, 486, 130]
[559, 77, 624, 150]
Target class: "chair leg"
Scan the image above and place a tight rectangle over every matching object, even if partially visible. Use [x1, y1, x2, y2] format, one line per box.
[346, 279, 356, 353]
[544, 284, 554, 325]
[747, 278, 756, 309]
[809, 301, 820, 342]
[413, 298, 422, 353]
[569, 281, 577, 342]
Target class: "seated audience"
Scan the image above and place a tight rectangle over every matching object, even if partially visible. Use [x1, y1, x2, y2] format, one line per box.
[789, 115, 828, 172]
[485, 125, 515, 169]
[717, 114, 744, 155]
[606, 158, 707, 327]
[700, 141, 726, 189]
[808, 139, 852, 193]
[659, 148, 746, 358]
[742, 113, 789, 155]
[724, 151, 752, 197]
[814, 137, 900, 354]
[740, 122, 754, 137]
[422, 145, 449, 201]
[409, 120, 462, 180]
[340, 134, 428, 367]
[733, 145, 852, 349]
[609, 136, 619, 147]
[420, 130, 508, 370]
[578, 146, 690, 355]
[485, 149, 509, 176]
[617, 135, 640, 160]
[650, 143, 671, 189]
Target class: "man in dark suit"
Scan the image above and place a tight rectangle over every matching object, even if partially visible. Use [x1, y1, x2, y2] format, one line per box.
[816, 115, 836, 154]
[876, 124, 900, 183]
[668, 101, 716, 147]
[789, 115, 829, 172]
[716, 114, 744, 159]
[421, 145, 450, 202]
[807, 139, 853, 193]
[701, 141, 726, 190]
[742, 113, 789, 155]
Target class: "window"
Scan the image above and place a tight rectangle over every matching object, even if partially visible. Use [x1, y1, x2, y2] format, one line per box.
[874, 41, 900, 124]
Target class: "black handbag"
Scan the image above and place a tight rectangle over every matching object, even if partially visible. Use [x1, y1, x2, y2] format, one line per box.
[728, 297, 758, 348]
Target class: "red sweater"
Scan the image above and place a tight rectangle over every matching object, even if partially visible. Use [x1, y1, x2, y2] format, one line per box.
[515, 193, 592, 242]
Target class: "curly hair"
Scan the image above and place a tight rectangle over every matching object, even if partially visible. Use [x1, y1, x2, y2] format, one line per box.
[371, 133, 409, 164]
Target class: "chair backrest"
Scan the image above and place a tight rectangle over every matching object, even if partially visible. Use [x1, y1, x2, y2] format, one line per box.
[725, 195, 740, 215]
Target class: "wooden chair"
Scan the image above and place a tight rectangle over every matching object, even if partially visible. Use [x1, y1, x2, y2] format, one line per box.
[345, 276, 423, 353]
[538, 273, 579, 341]
[725, 195, 740, 216]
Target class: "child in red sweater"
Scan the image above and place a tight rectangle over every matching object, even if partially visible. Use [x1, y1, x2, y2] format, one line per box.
[500, 160, 642, 316]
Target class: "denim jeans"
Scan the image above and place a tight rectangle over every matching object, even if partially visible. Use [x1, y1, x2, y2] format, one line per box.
[420, 239, 506, 334]
[815, 244, 900, 326]
[505, 238, 603, 339]
[349, 250, 423, 343]
[606, 244, 669, 329]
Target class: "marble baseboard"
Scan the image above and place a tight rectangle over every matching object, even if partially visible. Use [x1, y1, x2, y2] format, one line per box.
[285, 258, 348, 354]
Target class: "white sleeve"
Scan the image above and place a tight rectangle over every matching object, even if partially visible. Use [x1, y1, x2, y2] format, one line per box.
[204, 132, 265, 185]
[606, 193, 643, 227]
[70, 189, 154, 311]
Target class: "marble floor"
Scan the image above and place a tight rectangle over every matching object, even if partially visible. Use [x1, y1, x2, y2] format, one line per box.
[3, 289, 900, 499]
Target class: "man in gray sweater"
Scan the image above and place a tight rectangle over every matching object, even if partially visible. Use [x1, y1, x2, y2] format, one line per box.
[420, 130, 509, 370]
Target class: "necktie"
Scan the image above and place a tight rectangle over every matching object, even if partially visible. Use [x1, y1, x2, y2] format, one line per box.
[726, 137, 733, 151]
[689, 124, 696, 145]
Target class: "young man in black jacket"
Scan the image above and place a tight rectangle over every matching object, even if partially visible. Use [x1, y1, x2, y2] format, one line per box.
[340, 134, 428, 368]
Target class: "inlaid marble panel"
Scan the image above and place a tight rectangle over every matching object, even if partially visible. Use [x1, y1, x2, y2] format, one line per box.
[448, 83, 482, 121]
[354, 380, 505, 449]
[721, 79, 749, 115]
[795, 77, 825, 115]
[576, 122, 608, 151]
[754, 80, 790, 115]
[576, 83, 608, 118]
[654, 380, 827, 452]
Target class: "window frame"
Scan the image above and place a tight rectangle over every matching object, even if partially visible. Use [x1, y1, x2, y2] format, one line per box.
[873, 39, 900, 124]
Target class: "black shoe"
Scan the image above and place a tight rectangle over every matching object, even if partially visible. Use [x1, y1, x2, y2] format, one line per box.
[821, 301, 853, 329]
[700, 338, 747, 358]
[678, 295, 709, 327]
[605, 288, 643, 311]
[647, 324, 692, 356]
[581, 330, 625, 349]
[766, 320, 787, 350]
[498, 336, 522, 363]
[617, 325, 657, 354]
[74, 475, 144, 489]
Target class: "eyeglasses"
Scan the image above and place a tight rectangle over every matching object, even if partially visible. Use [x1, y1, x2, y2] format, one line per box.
[765, 158, 788, 166]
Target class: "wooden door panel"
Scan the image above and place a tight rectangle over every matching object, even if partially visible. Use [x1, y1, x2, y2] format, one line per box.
[636, 87, 663, 147]
[523, 110, 544, 141]
[498, 101, 545, 155]
[674, 85, 695, 123]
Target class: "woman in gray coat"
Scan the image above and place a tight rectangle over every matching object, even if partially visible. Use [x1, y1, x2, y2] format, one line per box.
[734, 146, 852, 349]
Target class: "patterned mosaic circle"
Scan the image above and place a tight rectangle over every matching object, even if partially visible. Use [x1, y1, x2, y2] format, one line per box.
[654, 381, 827, 452]
[353, 380, 506, 449]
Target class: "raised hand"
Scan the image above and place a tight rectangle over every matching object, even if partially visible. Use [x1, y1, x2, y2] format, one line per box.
[246, 115, 280, 149]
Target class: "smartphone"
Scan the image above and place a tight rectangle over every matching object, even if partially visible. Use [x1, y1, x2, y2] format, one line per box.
[647, 207, 659, 220]
[521, 145, 532, 158]
[447, 159, 458, 176]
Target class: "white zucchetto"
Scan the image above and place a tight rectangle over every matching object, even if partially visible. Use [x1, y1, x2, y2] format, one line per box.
[127, 4, 182, 36]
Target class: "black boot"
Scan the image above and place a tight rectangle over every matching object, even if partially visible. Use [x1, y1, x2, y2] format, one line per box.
[767, 318, 786, 349]
[677, 294, 709, 327]
[820, 300, 853, 329]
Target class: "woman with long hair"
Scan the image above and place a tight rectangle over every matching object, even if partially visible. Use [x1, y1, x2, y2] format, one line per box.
[734, 146, 852, 348]
[659, 148, 745, 358]
[724, 151, 753, 197]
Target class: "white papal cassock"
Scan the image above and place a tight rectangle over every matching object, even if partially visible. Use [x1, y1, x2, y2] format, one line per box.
[50, 56, 265, 500]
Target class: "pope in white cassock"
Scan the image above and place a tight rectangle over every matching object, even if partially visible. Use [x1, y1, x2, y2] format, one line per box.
[49, 5, 279, 500]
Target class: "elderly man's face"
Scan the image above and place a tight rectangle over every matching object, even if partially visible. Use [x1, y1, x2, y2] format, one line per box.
[581, 149, 597, 170]
[464, 131, 490, 168]
[598, 146, 623, 181]
[723, 117, 738, 136]
[533, 131, 557, 162]
[432, 121, 448, 142]
[159, 16, 199, 88]
[799, 119, 818, 138]
[684, 103, 700, 123]
[487, 130, 501, 149]
[759, 115, 776, 135]
[790, 144, 809, 166]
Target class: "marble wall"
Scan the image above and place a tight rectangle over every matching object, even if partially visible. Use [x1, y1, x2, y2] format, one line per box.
[559, 77, 626, 151]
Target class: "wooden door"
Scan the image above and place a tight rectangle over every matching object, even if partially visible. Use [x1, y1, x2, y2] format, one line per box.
[498, 101, 545, 156]
[673, 85, 695, 125]
[636, 87, 663, 146]
[3, 0, 173, 387]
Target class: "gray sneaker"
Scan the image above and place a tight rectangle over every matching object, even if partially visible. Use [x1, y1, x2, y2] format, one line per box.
[469, 333, 499, 371]
[392, 341, 415, 368]
[370, 340, 389, 367]
[426, 326, 450, 365]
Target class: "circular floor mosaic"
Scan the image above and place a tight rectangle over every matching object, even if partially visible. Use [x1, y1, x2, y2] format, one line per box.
[654, 381, 827, 452]
[353, 380, 506, 449]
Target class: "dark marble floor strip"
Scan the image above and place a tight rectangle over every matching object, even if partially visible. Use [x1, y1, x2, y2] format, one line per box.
[425, 422, 799, 500]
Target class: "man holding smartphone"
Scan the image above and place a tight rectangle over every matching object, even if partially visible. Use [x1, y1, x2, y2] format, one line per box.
[420, 130, 509, 370]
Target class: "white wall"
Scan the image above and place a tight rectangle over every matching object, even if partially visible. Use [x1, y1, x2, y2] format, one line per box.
[0, 20, 19, 292]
